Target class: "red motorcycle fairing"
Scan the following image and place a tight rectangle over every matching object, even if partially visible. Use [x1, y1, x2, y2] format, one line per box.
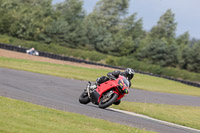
[79, 75, 130, 108]
[95, 76, 127, 103]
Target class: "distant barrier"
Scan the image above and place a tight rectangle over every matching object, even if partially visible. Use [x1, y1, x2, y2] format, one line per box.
[0, 43, 200, 88]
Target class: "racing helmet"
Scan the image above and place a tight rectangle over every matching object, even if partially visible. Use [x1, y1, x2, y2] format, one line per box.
[124, 68, 135, 80]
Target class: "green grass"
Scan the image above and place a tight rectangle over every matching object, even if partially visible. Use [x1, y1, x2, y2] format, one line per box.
[0, 56, 200, 96]
[0, 57, 200, 131]
[0, 34, 108, 62]
[133, 73, 200, 96]
[112, 101, 200, 130]
[0, 96, 154, 133]
[1, 34, 200, 83]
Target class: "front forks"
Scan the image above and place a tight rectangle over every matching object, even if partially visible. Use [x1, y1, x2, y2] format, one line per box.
[86, 81, 91, 99]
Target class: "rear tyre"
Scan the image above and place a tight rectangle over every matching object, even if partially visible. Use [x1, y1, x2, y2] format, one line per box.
[79, 91, 90, 104]
[99, 93, 118, 109]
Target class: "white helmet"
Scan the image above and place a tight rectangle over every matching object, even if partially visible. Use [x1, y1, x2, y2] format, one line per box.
[125, 68, 135, 80]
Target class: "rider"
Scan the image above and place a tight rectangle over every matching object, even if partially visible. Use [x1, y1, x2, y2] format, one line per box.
[89, 68, 134, 105]
[91, 68, 135, 89]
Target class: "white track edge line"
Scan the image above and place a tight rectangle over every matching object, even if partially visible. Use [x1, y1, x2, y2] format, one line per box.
[109, 108, 200, 132]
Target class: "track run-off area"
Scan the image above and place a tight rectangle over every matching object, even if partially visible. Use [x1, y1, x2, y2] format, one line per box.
[0, 68, 200, 133]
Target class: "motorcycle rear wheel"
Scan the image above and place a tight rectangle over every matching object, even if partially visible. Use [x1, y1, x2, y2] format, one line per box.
[99, 93, 118, 109]
[79, 91, 90, 104]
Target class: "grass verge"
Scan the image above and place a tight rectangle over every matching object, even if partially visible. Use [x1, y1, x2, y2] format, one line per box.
[1, 33, 200, 83]
[0, 56, 200, 96]
[112, 101, 200, 130]
[0, 96, 154, 133]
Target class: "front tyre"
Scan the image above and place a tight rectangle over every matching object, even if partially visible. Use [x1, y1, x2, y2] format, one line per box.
[79, 91, 90, 104]
[99, 93, 118, 109]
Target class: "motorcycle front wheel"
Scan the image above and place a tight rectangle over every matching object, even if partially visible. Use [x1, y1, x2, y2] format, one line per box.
[79, 91, 90, 104]
[99, 93, 118, 109]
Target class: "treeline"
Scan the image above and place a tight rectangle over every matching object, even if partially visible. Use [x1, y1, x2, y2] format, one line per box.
[0, 0, 199, 73]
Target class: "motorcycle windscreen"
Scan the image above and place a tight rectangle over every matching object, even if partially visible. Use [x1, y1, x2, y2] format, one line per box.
[118, 77, 129, 89]
[123, 77, 129, 87]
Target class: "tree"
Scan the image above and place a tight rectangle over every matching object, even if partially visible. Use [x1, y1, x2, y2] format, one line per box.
[51, 0, 86, 47]
[0, 0, 54, 41]
[90, 0, 129, 33]
[94, 28, 114, 54]
[86, 0, 137, 55]
[182, 42, 200, 72]
[0, 0, 20, 34]
[137, 39, 179, 67]
[122, 13, 145, 40]
[112, 32, 134, 56]
[176, 32, 190, 49]
[176, 32, 190, 67]
[150, 9, 177, 44]
[55, 0, 85, 24]
[45, 19, 71, 45]
[82, 17, 103, 49]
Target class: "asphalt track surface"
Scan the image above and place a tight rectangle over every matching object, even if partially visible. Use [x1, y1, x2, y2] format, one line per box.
[0, 68, 200, 133]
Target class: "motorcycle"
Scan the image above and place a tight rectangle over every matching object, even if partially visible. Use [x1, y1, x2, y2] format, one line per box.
[26, 48, 39, 56]
[79, 75, 130, 109]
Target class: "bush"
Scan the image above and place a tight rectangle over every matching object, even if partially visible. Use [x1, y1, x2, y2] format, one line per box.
[0, 34, 200, 82]
[106, 56, 200, 82]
